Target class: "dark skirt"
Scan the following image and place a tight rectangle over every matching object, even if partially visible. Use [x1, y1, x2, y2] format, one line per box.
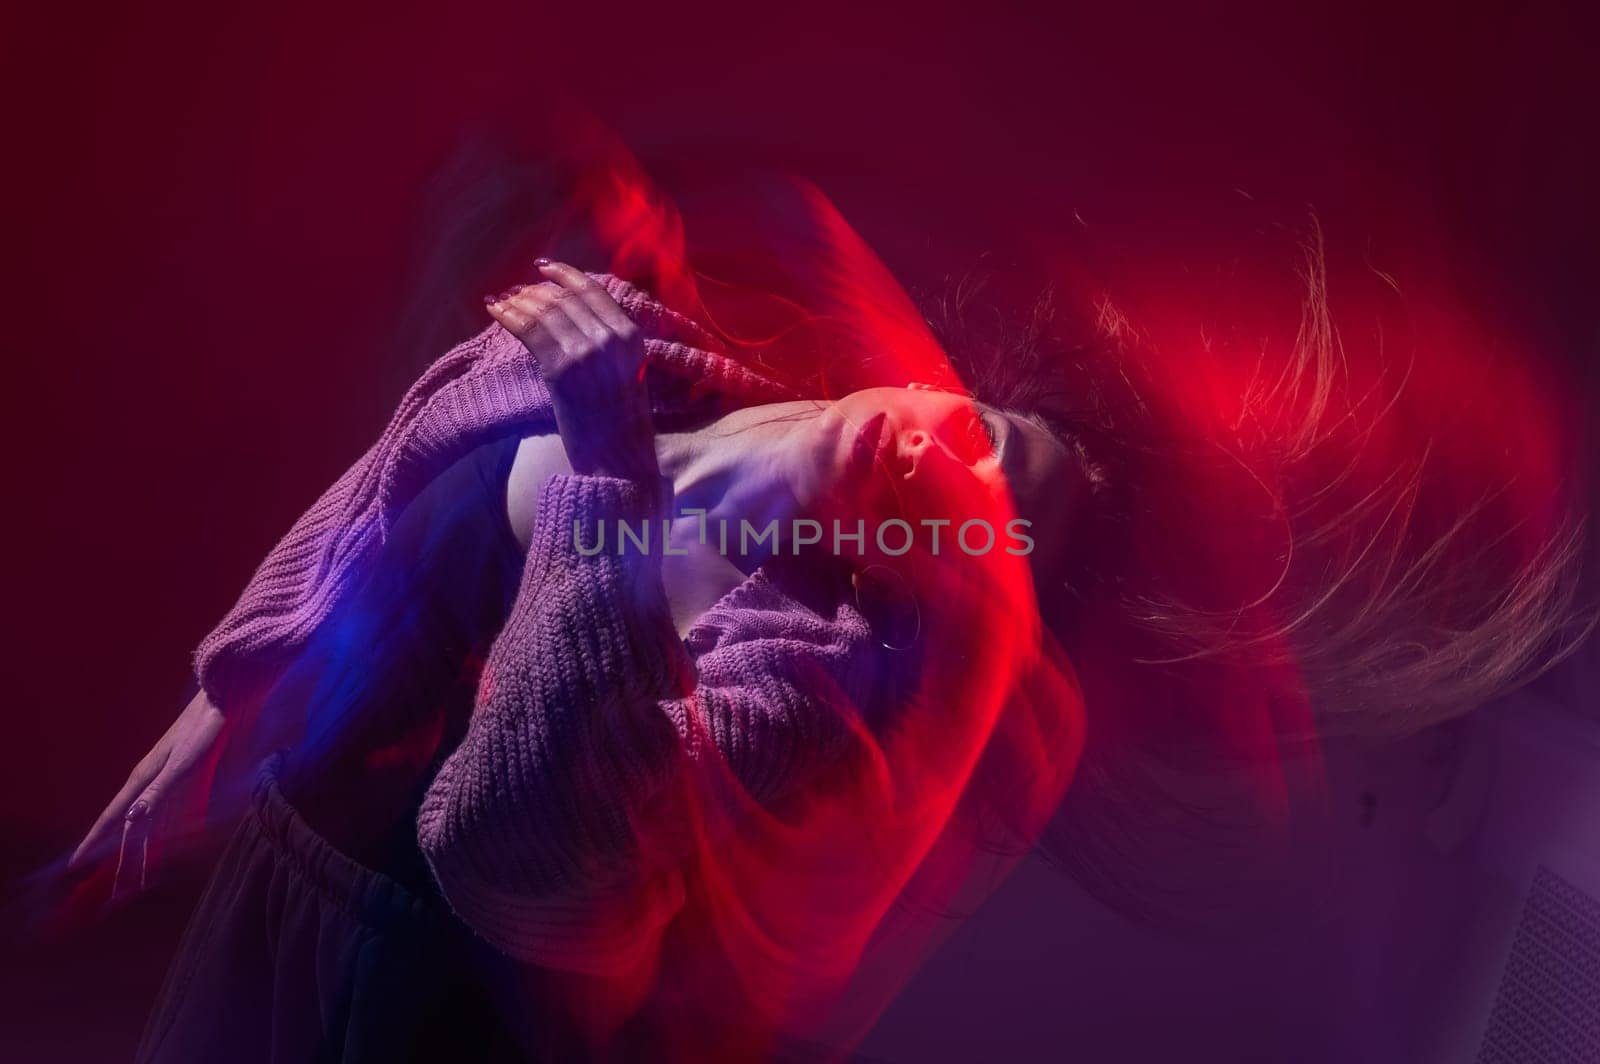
[134, 755, 543, 1063]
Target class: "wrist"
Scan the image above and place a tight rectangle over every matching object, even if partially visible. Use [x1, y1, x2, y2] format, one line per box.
[550, 394, 657, 482]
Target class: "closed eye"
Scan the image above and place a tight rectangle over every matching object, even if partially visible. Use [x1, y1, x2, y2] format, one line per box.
[977, 406, 1000, 455]
[946, 403, 1000, 464]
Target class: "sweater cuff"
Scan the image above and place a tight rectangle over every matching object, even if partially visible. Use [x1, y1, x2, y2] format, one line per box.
[530, 473, 672, 571]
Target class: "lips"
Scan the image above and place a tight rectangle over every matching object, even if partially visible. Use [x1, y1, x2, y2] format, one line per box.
[849, 411, 890, 478]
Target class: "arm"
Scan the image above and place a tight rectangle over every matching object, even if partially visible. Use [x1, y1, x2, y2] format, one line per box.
[417, 264, 871, 971]
[416, 471, 869, 970]
[71, 439, 519, 881]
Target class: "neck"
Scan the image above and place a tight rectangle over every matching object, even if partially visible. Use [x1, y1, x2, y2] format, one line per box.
[655, 399, 825, 539]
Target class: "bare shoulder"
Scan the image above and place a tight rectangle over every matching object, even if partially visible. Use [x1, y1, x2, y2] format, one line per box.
[505, 434, 574, 551]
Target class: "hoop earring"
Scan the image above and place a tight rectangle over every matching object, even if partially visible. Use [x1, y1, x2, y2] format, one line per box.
[851, 564, 921, 651]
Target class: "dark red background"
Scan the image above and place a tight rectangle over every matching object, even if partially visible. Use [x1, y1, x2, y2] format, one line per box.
[3, 2, 1596, 1058]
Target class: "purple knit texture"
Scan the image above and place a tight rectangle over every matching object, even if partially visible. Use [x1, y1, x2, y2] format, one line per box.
[192, 272, 885, 962]
[414, 472, 876, 963]
[193, 273, 796, 710]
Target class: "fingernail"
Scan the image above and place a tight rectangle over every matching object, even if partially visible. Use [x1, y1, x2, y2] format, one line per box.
[534, 257, 552, 268]
[499, 285, 523, 302]
[482, 293, 498, 306]
[125, 799, 149, 821]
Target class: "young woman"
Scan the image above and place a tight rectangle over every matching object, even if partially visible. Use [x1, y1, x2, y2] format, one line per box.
[71, 250, 1589, 1061]
[66, 259, 1094, 1060]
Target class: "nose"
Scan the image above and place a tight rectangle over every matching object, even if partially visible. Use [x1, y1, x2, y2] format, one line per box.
[895, 425, 950, 481]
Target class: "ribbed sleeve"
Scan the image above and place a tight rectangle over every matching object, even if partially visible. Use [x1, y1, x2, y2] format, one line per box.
[416, 474, 878, 969]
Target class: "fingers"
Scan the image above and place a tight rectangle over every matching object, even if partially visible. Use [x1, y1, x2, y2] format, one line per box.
[543, 286, 613, 346]
[68, 693, 226, 874]
[484, 282, 555, 340]
[536, 261, 637, 336]
[111, 809, 151, 898]
[129, 772, 169, 824]
[533, 266, 644, 404]
[69, 754, 165, 869]
[487, 270, 640, 388]
[483, 262, 636, 344]
[485, 285, 561, 370]
[112, 770, 167, 898]
[541, 295, 636, 397]
[518, 291, 596, 379]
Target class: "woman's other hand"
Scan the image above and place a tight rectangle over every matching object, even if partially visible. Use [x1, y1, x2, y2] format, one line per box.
[485, 261, 660, 485]
[68, 688, 228, 889]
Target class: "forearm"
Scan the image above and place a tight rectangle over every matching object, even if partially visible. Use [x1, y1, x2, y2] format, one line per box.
[417, 473, 689, 900]
[417, 470, 873, 967]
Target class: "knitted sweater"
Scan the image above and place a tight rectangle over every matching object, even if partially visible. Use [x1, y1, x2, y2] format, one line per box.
[194, 273, 884, 966]
[195, 274, 795, 710]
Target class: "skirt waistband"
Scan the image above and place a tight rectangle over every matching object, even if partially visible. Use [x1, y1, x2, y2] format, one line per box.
[251, 752, 447, 936]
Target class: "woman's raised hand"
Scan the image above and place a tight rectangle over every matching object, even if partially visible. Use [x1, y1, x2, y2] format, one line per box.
[485, 261, 661, 485]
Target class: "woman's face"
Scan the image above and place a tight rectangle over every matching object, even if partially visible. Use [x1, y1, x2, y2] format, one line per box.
[799, 385, 1087, 577]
